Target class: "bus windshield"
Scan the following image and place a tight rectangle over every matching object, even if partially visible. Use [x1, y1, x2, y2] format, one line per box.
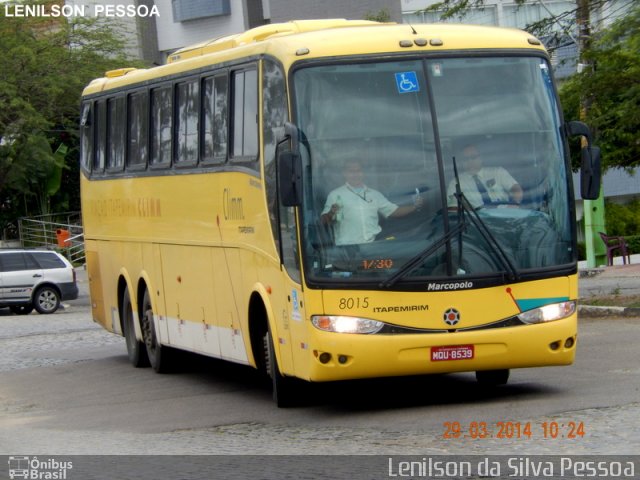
[293, 56, 573, 285]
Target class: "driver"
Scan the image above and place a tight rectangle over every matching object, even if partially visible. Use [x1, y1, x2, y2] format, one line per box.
[447, 145, 523, 209]
[321, 159, 423, 245]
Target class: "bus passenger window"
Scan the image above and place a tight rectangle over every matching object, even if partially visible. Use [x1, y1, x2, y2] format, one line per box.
[127, 91, 149, 169]
[94, 100, 106, 172]
[107, 97, 125, 171]
[151, 86, 173, 167]
[175, 80, 200, 165]
[202, 75, 228, 163]
[80, 102, 92, 172]
[231, 69, 258, 162]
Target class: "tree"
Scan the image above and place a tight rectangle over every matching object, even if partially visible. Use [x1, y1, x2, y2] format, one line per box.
[364, 8, 392, 22]
[0, 2, 139, 236]
[419, 0, 639, 171]
[559, 4, 640, 171]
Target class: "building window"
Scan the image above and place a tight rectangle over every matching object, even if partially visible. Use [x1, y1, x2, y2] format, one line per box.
[172, 0, 230, 22]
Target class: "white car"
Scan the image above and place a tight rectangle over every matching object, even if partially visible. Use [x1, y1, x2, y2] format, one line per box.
[0, 250, 79, 314]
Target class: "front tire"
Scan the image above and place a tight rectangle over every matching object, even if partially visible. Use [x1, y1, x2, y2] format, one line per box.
[33, 286, 61, 314]
[265, 329, 297, 408]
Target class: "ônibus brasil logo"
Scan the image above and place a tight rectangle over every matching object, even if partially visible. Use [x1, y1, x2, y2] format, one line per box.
[8, 456, 73, 479]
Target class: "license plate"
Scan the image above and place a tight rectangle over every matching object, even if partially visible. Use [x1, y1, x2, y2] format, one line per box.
[431, 344, 474, 361]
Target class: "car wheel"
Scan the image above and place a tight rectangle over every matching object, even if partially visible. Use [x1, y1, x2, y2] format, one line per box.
[10, 305, 34, 315]
[33, 286, 61, 314]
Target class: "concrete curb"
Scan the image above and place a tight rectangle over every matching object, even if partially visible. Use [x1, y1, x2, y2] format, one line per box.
[578, 305, 640, 318]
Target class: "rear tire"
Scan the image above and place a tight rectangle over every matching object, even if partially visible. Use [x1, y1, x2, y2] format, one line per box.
[476, 369, 510, 386]
[141, 289, 171, 373]
[33, 286, 61, 314]
[122, 289, 150, 368]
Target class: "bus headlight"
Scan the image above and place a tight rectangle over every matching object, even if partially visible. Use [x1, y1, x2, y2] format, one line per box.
[517, 301, 576, 324]
[311, 315, 384, 334]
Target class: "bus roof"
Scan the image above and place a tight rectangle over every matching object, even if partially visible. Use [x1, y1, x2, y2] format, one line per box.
[82, 19, 545, 96]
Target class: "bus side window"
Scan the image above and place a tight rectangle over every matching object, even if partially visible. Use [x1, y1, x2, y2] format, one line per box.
[231, 68, 258, 167]
[150, 86, 173, 168]
[127, 90, 149, 170]
[175, 79, 200, 166]
[107, 96, 125, 171]
[80, 102, 92, 173]
[94, 100, 106, 173]
[202, 74, 228, 164]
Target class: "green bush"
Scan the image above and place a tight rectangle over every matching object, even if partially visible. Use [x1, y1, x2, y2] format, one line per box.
[625, 235, 640, 255]
[605, 200, 640, 237]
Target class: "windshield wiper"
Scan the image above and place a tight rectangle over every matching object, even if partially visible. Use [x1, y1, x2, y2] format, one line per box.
[453, 191, 520, 281]
[379, 220, 467, 288]
[380, 158, 520, 289]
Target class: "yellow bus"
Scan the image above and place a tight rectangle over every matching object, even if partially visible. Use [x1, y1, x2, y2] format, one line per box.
[80, 19, 600, 406]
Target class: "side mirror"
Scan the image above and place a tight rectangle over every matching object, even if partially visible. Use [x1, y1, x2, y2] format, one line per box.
[567, 121, 592, 142]
[567, 121, 602, 200]
[278, 151, 303, 207]
[580, 145, 601, 200]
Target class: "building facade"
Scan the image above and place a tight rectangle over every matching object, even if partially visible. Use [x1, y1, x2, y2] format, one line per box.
[123, 0, 401, 63]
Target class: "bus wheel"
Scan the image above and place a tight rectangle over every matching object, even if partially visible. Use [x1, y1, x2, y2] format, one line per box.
[265, 329, 296, 408]
[476, 369, 510, 386]
[122, 289, 150, 368]
[141, 290, 170, 373]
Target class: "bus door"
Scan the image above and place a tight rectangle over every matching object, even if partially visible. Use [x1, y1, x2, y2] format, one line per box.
[275, 202, 303, 374]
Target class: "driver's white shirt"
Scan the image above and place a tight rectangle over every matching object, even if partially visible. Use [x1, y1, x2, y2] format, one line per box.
[322, 183, 398, 245]
[447, 167, 518, 209]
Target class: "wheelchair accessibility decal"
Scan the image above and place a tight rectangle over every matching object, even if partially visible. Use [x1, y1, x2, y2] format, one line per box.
[395, 71, 419, 93]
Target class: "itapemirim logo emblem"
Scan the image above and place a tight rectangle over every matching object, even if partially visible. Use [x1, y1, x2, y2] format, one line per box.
[443, 307, 461, 327]
[8, 456, 73, 479]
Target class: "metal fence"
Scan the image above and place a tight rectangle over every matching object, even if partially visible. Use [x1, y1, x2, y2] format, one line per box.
[17, 212, 85, 266]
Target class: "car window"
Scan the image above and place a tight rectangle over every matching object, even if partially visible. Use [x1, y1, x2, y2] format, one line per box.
[0, 253, 32, 272]
[31, 252, 66, 269]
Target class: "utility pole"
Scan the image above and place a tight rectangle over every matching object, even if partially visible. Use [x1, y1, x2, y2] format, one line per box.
[577, 0, 606, 267]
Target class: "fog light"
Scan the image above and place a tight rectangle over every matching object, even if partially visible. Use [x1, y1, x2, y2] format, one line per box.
[564, 337, 575, 349]
[338, 355, 348, 364]
[549, 341, 560, 351]
[318, 352, 331, 364]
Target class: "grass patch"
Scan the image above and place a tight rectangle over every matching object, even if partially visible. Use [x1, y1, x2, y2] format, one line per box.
[580, 294, 640, 308]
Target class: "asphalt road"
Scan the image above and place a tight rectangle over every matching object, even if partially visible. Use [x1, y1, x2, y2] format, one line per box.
[0, 269, 638, 479]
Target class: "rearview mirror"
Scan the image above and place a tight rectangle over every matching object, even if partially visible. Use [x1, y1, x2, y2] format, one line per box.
[278, 151, 302, 207]
[580, 145, 601, 200]
[567, 121, 602, 200]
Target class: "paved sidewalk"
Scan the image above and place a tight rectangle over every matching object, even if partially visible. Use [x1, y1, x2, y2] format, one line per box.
[578, 254, 640, 317]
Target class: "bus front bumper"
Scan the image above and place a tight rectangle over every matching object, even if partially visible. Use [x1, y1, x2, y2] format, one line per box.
[303, 316, 577, 382]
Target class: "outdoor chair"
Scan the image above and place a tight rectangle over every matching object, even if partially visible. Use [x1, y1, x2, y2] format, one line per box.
[598, 232, 631, 266]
